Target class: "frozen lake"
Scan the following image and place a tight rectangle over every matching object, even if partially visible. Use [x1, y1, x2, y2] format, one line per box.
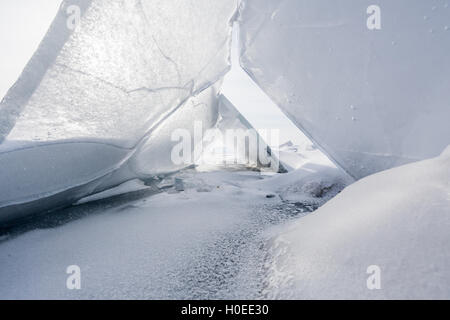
[0, 169, 319, 299]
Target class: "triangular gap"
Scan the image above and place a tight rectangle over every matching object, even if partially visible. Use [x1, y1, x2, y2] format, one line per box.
[221, 23, 336, 171]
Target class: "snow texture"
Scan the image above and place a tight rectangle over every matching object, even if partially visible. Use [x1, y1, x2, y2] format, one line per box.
[239, 0, 450, 179]
[265, 145, 450, 299]
[0, 167, 349, 299]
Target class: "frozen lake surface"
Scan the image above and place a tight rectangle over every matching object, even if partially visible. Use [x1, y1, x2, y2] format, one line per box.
[0, 167, 343, 299]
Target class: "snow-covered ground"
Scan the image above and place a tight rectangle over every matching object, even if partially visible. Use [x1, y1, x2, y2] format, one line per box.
[265, 146, 450, 299]
[0, 145, 348, 299]
[0, 143, 448, 299]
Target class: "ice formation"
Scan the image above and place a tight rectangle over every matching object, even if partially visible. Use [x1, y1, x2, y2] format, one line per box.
[1, 0, 449, 223]
[239, 0, 450, 179]
[197, 94, 282, 172]
[0, 165, 350, 299]
[0, 0, 238, 222]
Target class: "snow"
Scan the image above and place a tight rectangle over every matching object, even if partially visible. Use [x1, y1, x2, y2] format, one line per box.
[75, 179, 149, 205]
[0, 87, 219, 223]
[0, 165, 349, 299]
[264, 145, 450, 299]
[239, 0, 450, 179]
[274, 140, 337, 172]
[251, 163, 352, 206]
[196, 94, 281, 172]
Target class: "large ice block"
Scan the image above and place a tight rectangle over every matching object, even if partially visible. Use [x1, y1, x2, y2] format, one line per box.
[239, 0, 450, 179]
[0, 0, 238, 222]
[197, 94, 283, 171]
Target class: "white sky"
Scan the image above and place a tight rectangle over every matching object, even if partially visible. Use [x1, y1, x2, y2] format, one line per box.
[0, 0, 62, 100]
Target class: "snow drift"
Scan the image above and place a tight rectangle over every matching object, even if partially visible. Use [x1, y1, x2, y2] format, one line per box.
[265, 145, 450, 299]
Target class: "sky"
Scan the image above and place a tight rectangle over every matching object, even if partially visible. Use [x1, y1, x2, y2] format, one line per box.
[0, 0, 62, 100]
[0, 2, 309, 147]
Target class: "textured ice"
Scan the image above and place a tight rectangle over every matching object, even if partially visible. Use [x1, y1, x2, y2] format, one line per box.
[0, 0, 238, 222]
[239, 0, 450, 179]
[130, 84, 221, 176]
[75, 179, 149, 205]
[197, 94, 281, 171]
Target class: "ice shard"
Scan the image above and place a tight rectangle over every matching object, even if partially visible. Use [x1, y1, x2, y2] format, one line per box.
[0, 0, 238, 222]
[239, 0, 450, 179]
[198, 94, 283, 172]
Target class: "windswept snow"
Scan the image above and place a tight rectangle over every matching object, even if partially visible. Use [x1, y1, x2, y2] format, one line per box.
[265, 146, 450, 299]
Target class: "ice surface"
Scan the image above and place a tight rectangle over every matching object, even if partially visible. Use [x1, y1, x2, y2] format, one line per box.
[0, 142, 129, 207]
[75, 179, 149, 205]
[0, 164, 349, 299]
[239, 0, 450, 179]
[274, 140, 339, 172]
[129, 84, 221, 176]
[197, 94, 281, 172]
[0, 0, 238, 221]
[247, 161, 351, 207]
[0, 170, 284, 299]
[265, 145, 450, 299]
